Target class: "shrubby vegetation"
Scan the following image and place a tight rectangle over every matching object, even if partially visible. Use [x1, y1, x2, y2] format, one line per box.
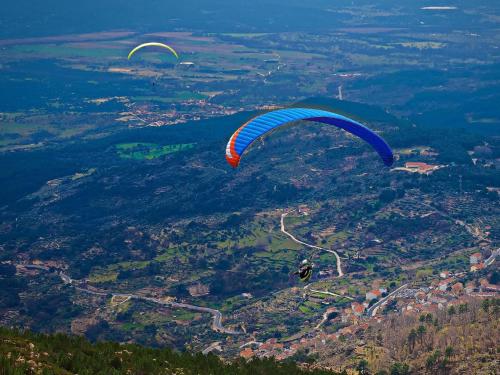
[364, 299, 500, 374]
[0, 327, 337, 375]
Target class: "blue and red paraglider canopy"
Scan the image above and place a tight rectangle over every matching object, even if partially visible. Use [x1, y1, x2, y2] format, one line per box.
[225, 108, 394, 168]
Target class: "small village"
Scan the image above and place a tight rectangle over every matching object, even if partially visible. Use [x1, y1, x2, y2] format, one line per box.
[116, 97, 244, 128]
[239, 248, 499, 361]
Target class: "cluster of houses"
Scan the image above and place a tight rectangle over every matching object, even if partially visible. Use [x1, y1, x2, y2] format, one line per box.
[392, 162, 445, 175]
[365, 288, 388, 302]
[398, 273, 498, 317]
[469, 252, 486, 272]
[239, 322, 372, 361]
[241, 248, 498, 361]
[298, 205, 311, 216]
[239, 338, 285, 360]
[239, 288, 391, 360]
[346, 287, 388, 318]
[394, 251, 498, 316]
[122, 98, 241, 128]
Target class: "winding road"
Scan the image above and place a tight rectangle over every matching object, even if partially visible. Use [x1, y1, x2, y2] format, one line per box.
[22, 265, 240, 335]
[315, 310, 330, 330]
[281, 211, 344, 277]
[239, 341, 263, 349]
[367, 283, 409, 317]
[202, 341, 222, 355]
[365, 210, 498, 318]
[485, 248, 499, 266]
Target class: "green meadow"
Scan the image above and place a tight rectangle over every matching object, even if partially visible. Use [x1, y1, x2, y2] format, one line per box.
[116, 142, 195, 160]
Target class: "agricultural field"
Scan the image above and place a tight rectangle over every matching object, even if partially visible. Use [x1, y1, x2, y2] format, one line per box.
[116, 142, 195, 160]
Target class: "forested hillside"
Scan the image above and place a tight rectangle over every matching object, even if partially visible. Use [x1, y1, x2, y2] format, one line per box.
[316, 298, 500, 374]
[0, 327, 336, 375]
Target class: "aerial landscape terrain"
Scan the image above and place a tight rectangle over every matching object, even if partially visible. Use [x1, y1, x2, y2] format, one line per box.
[0, 1, 499, 374]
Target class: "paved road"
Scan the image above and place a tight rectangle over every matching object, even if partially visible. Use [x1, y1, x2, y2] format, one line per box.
[202, 341, 222, 355]
[239, 341, 263, 349]
[367, 283, 409, 317]
[315, 310, 331, 330]
[485, 248, 499, 266]
[281, 212, 344, 277]
[306, 287, 354, 301]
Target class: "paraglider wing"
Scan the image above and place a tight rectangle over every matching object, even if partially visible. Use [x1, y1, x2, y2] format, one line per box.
[128, 42, 179, 60]
[225, 108, 394, 168]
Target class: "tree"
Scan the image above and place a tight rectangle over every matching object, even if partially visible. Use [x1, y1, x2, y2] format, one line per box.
[481, 299, 490, 313]
[448, 305, 456, 315]
[356, 359, 370, 375]
[211, 278, 226, 295]
[426, 350, 441, 371]
[445, 346, 454, 358]
[425, 313, 433, 323]
[417, 325, 426, 346]
[458, 303, 468, 314]
[0, 289, 20, 308]
[426, 354, 436, 370]
[0, 263, 16, 277]
[390, 363, 410, 375]
[379, 189, 397, 203]
[407, 329, 417, 353]
[489, 270, 499, 285]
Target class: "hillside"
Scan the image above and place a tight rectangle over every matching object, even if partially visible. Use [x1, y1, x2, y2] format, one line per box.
[1, 95, 498, 356]
[1, 1, 500, 373]
[0, 327, 336, 375]
[1, 298, 497, 374]
[314, 298, 500, 374]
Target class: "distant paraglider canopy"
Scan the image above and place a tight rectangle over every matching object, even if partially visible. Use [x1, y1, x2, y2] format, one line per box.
[128, 42, 179, 60]
[225, 108, 394, 168]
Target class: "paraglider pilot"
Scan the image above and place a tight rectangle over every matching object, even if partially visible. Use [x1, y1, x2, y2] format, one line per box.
[294, 259, 313, 283]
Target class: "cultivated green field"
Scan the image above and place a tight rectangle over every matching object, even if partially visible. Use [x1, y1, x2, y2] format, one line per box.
[116, 142, 195, 160]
